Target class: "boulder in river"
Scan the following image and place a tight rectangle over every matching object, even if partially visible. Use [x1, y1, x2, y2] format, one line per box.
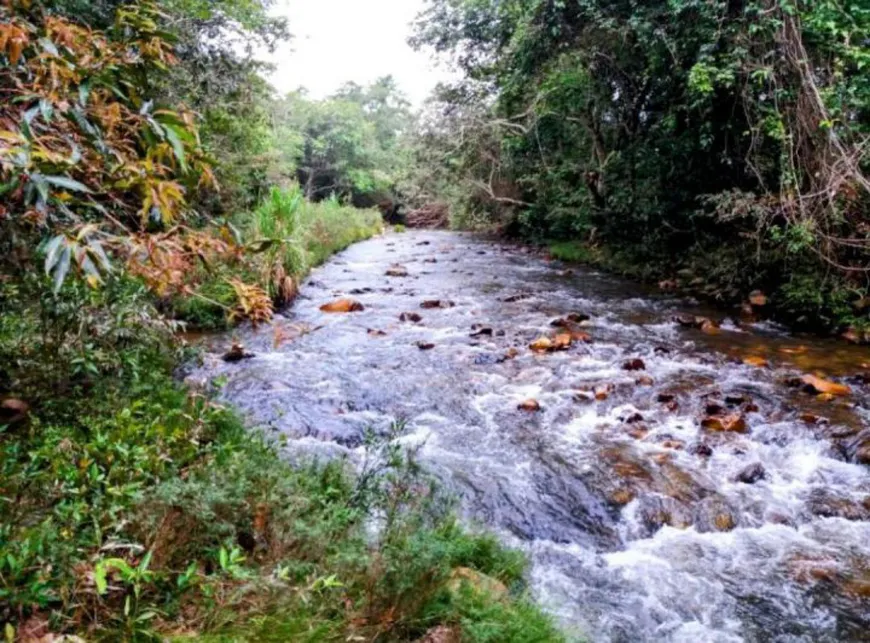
[222, 342, 254, 362]
[743, 356, 769, 368]
[736, 463, 766, 484]
[622, 358, 646, 371]
[470, 325, 494, 338]
[801, 374, 851, 397]
[385, 264, 409, 277]
[518, 399, 542, 412]
[400, 312, 423, 323]
[551, 313, 590, 327]
[320, 298, 364, 313]
[701, 413, 747, 433]
[421, 299, 455, 309]
[529, 336, 553, 352]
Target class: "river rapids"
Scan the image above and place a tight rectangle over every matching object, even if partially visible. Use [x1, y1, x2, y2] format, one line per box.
[188, 230, 870, 642]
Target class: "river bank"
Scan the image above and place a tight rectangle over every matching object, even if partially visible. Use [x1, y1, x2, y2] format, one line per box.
[0, 224, 561, 641]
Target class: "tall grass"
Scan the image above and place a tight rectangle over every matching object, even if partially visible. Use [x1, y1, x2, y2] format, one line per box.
[248, 185, 382, 276]
[171, 185, 383, 328]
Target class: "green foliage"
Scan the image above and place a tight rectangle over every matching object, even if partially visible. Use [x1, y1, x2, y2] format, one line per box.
[274, 78, 413, 204]
[411, 0, 870, 332]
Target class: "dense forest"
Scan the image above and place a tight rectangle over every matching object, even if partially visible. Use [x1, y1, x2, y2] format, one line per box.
[409, 0, 870, 335]
[1, 0, 869, 640]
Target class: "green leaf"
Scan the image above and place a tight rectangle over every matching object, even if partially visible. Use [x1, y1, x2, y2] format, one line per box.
[163, 124, 188, 171]
[94, 562, 108, 595]
[52, 246, 72, 293]
[43, 234, 66, 275]
[44, 175, 91, 193]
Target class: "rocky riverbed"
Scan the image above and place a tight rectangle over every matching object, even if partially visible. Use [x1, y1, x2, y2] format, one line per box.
[189, 230, 870, 642]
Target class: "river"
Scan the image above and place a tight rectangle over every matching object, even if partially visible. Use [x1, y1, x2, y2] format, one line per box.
[188, 230, 870, 642]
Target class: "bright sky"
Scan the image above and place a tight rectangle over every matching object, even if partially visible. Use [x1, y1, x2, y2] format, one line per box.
[265, 0, 451, 106]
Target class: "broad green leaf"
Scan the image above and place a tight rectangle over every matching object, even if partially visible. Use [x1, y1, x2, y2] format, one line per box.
[163, 124, 188, 171]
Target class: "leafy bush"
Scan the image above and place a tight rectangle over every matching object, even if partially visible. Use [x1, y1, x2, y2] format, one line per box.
[1, 353, 562, 641]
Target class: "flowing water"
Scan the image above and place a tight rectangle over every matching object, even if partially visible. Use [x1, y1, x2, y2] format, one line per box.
[188, 230, 870, 642]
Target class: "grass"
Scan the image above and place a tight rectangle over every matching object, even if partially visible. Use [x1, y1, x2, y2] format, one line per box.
[547, 241, 595, 264]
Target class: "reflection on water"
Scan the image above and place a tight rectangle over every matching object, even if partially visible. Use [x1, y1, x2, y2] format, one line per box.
[189, 231, 870, 642]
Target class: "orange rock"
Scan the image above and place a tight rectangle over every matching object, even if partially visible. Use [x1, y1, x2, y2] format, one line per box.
[700, 319, 720, 335]
[802, 374, 851, 397]
[743, 356, 769, 368]
[529, 337, 554, 352]
[552, 332, 574, 350]
[594, 384, 613, 400]
[610, 489, 635, 505]
[651, 453, 672, 465]
[635, 375, 654, 386]
[701, 413, 747, 433]
[320, 298, 364, 313]
[503, 347, 519, 360]
[569, 329, 592, 343]
[714, 513, 736, 531]
[627, 426, 649, 439]
[518, 399, 541, 412]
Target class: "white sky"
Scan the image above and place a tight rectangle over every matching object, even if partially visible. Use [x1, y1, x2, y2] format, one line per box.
[264, 0, 451, 106]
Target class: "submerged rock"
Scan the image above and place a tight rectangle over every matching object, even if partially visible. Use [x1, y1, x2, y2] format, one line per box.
[701, 413, 747, 433]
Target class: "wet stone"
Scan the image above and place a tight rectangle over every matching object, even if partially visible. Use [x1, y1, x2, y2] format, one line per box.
[736, 463, 766, 484]
[421, 299, 455, 309]
[690, 442, 714, 457]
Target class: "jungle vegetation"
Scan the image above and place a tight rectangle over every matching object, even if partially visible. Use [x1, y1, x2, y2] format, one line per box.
[408, 0, 870, 334]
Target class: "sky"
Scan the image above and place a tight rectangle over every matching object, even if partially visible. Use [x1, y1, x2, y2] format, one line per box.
[264, 0, 452, 107]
